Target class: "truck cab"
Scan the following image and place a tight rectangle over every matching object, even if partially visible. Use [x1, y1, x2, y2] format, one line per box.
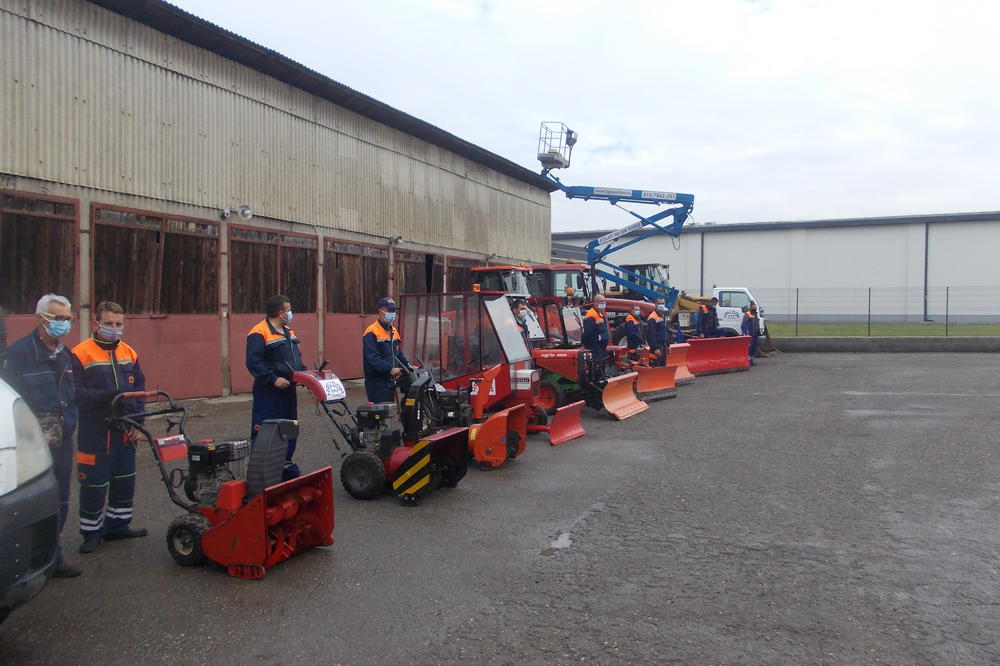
[676, 287, 766, 338]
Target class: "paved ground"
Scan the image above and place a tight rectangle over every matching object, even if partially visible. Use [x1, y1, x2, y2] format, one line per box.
[2, 353, 998, 664]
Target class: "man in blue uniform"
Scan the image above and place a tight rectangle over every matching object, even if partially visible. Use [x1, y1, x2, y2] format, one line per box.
[581, 293, 612, 375]
[72, 301, 147, 554]
[623, 304, 646, 362]
[3, 294, 81, 577]
[697, 297, 722, 338]
[741, 301, 762, 366]
[362, 297, 409, 403]
[646, 297, 672, 367]
[246, 294, 306, 480]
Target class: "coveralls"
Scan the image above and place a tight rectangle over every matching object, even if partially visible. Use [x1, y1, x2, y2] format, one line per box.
[362, 320, 409, 403]
[698, 304, 722, 338]
[741, 310, 762, 365]
[3, 330, 78, 564]
[646, 310, 672, 367]
[71, 336, 145, 539]
[581, 307, 612, 375]
[246, 319, 306, 479]
[624, 313, 645, 361]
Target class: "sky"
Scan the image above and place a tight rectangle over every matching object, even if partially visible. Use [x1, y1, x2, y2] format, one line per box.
[170, 0, 1000, 232]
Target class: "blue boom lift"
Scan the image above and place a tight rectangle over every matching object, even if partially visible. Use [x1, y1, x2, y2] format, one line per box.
[537, 122, 695, 311]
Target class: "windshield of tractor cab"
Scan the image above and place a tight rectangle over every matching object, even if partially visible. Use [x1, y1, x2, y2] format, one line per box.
[562, 307, 583, 345]
[547, 270, 585, 298]
[484, 296, 531, 363]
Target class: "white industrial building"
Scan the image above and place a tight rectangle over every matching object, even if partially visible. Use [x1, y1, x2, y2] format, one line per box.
[553, 212, 1000, 323]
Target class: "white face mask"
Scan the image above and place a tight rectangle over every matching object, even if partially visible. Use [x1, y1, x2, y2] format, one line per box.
[632, 310, 641, 316]
[596, 303, 606, 311]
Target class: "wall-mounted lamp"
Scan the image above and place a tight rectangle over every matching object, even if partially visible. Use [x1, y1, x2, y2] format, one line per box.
[221, 205, 254, 221]
[485, 252, 497, 261]
[388, 235, 403, 245]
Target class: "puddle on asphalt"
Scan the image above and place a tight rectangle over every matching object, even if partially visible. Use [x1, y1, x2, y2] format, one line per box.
[540, 531, 573, 556]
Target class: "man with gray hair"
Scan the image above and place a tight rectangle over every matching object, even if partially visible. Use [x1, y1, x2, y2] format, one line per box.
[1, 293, 81, 577]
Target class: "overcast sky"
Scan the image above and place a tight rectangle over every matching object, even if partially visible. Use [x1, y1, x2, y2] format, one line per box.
[172, 0, 1000, 232]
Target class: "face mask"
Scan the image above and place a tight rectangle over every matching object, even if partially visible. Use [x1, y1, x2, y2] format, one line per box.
[97, 325, 124, 342]
[656, 304, 667, 312]
[385, 312, 396, 323]
[597, 303, 606, 311]
[632, 310, 641, 317]
[282, 310, 294, 324]
[515, 311, 527, 323]
[45, 319, 72, 338]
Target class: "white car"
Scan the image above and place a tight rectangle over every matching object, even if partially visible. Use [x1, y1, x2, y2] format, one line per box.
[0, 376, 59, 624]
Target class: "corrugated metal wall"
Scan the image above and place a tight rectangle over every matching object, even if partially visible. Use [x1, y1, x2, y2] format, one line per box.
[0, 0, 551, 262]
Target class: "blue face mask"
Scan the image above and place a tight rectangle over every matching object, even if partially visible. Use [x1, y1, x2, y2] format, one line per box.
[656, 304, 667, 312]
[97, 325, 124, 342]
[46, 319, 71, 338]
[282, 310, 294, 324]
[384, 312, 397, 323]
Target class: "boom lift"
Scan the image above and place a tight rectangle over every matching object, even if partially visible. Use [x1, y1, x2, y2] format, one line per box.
[538, 121, 695, 311]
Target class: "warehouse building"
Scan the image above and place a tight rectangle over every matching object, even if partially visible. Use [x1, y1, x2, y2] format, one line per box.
[552, 211, 1000, 323]
[0, 0, 556, 396]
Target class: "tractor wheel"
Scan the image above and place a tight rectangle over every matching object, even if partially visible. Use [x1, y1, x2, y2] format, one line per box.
[340, 451, 386, 500]
[530, 404, 550, 426]
[538, 380, 566, 415]
[166, 513, 211, 567]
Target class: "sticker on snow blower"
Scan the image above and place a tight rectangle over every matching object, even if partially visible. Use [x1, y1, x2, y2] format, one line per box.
[319, 378, 347, 401]
[391, 439, 434, 500]
[469, 379, 497, 396]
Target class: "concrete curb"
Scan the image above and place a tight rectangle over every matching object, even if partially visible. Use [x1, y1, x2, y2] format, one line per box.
[771, 337, 1000, 352]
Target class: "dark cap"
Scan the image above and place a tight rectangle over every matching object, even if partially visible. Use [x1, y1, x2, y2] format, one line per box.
[376, 297, 397, 311]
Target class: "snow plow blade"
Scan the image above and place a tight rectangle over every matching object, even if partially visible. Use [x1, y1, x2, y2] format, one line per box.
[602, 372, 648, 420]
[527, 400, 587, 446]
[685, 336, 752, 375]
[634, 365, 678, 402]
[667, 343, 696, 385]
[468, 404, 528, 469]
[200, 467, 334, 580]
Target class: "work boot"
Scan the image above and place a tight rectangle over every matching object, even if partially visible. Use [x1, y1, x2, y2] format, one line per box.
[53, 563, 82, 578]
[79, 536, 101, 554]
[103, 527, 148, 541]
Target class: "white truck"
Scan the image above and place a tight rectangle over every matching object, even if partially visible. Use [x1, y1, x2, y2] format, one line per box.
[676, 286, 767, 338]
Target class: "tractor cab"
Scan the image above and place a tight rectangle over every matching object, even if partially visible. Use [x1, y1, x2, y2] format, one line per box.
[469, 265, 533, 296]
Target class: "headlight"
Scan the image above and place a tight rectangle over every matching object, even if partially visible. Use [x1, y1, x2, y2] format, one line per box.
[14, 399, 52, 485]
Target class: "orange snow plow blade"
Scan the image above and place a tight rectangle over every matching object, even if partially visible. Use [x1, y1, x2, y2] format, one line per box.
[634, 365, 678, 402]
[527, 400, 587, 446]
[468, 404, 528, 469]
[667, 343, 696, 385]
[685, 336, 752, 375]
[601, 372, 648, 420]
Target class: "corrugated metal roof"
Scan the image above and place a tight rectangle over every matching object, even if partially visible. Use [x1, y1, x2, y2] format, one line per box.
[552, 210, 1000, 240]
[84, 0, 557, 194]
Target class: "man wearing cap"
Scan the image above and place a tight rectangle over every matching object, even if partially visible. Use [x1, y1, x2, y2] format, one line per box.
[362, 297, 410, 403]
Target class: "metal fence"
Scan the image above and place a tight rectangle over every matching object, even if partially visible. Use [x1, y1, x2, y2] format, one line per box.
[753, 286, 1000, 336]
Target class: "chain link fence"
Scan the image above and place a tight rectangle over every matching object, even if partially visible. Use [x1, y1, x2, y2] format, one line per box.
[752, 286, 1000, 336]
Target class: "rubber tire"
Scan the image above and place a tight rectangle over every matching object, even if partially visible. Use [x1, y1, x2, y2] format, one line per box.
[538, 380, 566, 415]
[166, 513, 211, 567]
[438, 454, 467, 488]
[530, 404, 550, 426]
[340, 450, 386, 500]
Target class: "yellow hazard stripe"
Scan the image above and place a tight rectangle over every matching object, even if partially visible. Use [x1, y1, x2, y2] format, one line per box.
[409, 439, 431, 455]
[400, 474, 431, 496]
[391, 452, 431, 490]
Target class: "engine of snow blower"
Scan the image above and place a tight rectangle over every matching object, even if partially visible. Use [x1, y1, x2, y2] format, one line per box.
[183, 438, 251, 505]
